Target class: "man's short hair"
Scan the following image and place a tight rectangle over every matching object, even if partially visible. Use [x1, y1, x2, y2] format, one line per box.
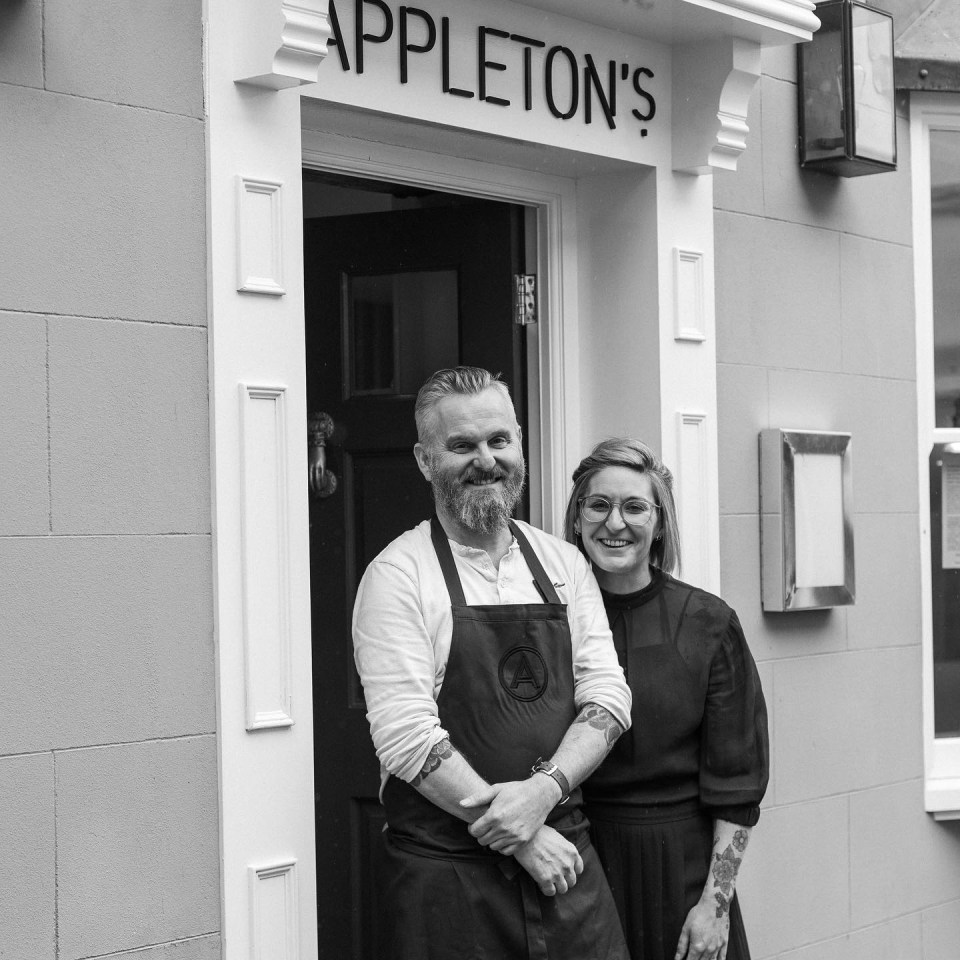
[414, 366, 513, 445]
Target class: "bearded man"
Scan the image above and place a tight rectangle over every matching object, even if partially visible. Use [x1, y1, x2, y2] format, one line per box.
[352, 366, 632, 960]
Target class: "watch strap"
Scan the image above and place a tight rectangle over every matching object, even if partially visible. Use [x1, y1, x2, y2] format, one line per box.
[530, 758, 571, 804]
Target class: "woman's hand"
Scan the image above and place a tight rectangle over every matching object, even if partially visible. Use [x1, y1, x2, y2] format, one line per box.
[674, 897, 729, 960]
[677, 819, 751, 960]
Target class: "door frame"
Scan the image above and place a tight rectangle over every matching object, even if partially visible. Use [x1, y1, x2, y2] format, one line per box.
[210, 49, 725, 960]
[301, 127, 581, 533]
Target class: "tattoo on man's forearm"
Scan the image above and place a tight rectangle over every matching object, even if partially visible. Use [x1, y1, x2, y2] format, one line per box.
[710, 843, 743, 918]
[574, 703, 623, 745]
[412, 738, 455, 786]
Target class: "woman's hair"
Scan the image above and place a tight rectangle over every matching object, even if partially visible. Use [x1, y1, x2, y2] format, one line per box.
[563, 437, 681, 575]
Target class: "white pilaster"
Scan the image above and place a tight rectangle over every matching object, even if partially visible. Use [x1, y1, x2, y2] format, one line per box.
[206, 1, 322, 956]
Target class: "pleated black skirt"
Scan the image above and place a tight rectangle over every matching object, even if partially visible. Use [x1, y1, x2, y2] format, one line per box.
[588, 802, 751, 960]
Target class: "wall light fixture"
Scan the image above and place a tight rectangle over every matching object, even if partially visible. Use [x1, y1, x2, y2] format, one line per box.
[797, 0, 897, 176]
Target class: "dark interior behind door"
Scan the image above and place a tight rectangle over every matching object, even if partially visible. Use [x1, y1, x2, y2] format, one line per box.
[304, 183, 529, 959]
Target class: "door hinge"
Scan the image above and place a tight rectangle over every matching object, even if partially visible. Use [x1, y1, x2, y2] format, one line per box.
[514, 274, 537, 325]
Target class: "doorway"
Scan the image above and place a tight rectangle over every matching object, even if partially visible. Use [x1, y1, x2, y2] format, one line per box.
[303, 170, 533, 958]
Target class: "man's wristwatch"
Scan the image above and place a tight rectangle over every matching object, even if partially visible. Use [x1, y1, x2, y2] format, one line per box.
[530, 758, 571, 805]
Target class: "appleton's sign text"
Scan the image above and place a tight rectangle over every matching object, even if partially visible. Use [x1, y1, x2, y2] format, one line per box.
[327, 0, 658, 135]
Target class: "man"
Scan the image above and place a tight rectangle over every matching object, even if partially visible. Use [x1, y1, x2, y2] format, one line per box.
[352, 366, 632, 960]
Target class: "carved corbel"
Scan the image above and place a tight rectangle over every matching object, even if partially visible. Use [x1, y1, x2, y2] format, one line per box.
[672, 37, 763, 175]
[236, 0, 331, 90]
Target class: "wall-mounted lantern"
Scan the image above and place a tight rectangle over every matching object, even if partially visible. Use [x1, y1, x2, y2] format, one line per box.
[797, 0, 897, 176]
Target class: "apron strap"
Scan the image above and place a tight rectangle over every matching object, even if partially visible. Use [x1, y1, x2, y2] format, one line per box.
[430, 516, 468, 606]
[430, 516, 562, 607]
[510, 521, 562, 605]
[498, 860, 549, 960]
[520, 876, 549, 960]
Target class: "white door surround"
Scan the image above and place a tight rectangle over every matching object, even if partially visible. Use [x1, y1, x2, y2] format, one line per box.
[204, 1, 817, 956]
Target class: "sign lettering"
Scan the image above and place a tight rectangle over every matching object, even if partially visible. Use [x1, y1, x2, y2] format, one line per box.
[328, 0, 657, 134]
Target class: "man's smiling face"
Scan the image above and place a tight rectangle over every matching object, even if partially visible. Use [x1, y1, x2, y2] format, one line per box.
[414, 386, 526, 535]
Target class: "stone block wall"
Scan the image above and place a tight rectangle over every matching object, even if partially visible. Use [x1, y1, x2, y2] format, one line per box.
[713, 42, 960, 960]
[0, 2, 219, 958]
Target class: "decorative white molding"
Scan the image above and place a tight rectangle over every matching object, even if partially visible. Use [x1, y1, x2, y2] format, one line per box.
[711, 108, 753, 172]
[210, 1, 319, 955]
[672, 37, 762, 174]
[240, 384, 294, 731]
[673, 249, 706, 342]
[676, 411, 711, 588]
[494, 0, 817, 46]
[237, 178, 286, 296]
[232, 0, 815, 92]
[236, 1, 332, 90]
[680, 0, 819, 40]
[249, 859, 300, 960]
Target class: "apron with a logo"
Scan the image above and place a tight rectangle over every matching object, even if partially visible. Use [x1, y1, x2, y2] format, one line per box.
[378, 518, 628, 960]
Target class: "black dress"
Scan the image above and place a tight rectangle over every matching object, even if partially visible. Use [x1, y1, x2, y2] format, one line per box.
[582, 570, 769, 960]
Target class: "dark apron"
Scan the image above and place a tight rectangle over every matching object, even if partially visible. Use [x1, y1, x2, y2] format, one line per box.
[378, 518, 628, 960]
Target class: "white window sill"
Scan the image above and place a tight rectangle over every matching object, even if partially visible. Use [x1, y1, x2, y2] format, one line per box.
[926, 777, 960, 820]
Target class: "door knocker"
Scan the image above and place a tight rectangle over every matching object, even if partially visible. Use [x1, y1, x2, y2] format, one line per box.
[308, 412, 338, 499]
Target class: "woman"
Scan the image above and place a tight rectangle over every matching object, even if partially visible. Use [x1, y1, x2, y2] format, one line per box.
[564, 438, 768, 960]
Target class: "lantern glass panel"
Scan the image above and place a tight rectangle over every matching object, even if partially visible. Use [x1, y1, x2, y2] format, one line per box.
[850, 4, 895, 164]
[799, 3, 845, 164]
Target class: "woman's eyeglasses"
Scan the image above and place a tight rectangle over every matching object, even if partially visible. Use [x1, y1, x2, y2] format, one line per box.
[578, 496, 659, 527]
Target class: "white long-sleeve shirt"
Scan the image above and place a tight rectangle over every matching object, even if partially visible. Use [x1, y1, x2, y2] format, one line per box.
[352, 519, 632, 787]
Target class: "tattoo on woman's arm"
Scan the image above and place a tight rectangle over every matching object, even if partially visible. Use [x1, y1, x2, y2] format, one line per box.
[574, 703, 624, 745]
[732, 828, 749, 852]
[710, 843, 745, 918]
[412, 737, 456, 786]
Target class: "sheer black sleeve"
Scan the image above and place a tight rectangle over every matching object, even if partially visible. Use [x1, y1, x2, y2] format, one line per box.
[699, 608, 769, 826]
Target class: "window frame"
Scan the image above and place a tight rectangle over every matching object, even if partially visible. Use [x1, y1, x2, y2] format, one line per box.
[911, 91, 960, 819]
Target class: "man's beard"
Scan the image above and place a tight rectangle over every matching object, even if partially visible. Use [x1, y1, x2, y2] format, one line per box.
[429, 456, 527, 535]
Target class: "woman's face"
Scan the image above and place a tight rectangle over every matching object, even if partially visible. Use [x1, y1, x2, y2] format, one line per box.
[578, 465, 660, 593]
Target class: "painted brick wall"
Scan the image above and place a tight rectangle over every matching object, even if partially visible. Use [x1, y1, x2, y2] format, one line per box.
[0, 3, 219, 959]
[713, 43, 960, 960]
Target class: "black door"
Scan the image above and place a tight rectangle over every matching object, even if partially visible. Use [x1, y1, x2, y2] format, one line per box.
[304, 190, 529, 959]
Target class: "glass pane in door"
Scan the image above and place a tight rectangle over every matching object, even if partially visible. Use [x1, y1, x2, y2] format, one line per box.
[345, 270, 459, 397]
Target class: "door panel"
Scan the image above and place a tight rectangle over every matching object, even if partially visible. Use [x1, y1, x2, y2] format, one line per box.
[305, 196, 527, 959]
